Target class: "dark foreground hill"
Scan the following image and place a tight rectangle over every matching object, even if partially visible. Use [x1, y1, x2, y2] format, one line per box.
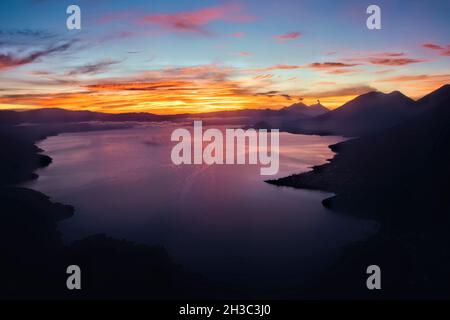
[267, 84, 450, 298]
[0, 124, 231, 299]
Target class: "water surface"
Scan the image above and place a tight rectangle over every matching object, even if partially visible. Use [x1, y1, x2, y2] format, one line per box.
[26, 123, 377, 293]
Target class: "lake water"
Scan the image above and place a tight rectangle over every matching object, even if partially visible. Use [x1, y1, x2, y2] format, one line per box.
[25, 123, 377, 294]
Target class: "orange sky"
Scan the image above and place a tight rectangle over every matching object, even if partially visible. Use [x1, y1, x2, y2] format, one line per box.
[0, 79, 358, 114]
[1, 2, 450, 115]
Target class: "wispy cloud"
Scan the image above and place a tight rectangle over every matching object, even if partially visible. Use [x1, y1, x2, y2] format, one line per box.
[377, 73, 450, 83]
[0, 29, 55, 39]
[248, 64, 303, 73]
[422, 43, 443, 50]
[66, 60, 122, 76]
[230, 31, 245, 38]
[274, 31, 301, 40]
[422, 42, 450, 56]
[300, 85, 376, 98]
[368, 57, 426, 66]
[342, 51, 427, 67]
[253, 74, 273, 80]
[0, 28, 58, 48]
[139, 3, 254, 35]
[0, 41, 75, 71]
[308, 62, 359, 69]
[307, 62, 360, 75]
[28, 70, 52, 76]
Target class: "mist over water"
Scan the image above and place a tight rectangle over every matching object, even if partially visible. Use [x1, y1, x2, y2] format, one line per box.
[25, 123, 377, 293]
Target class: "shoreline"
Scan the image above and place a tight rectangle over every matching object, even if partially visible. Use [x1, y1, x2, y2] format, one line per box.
[1, 122, 228, 299]
[3, 115, 448, 298]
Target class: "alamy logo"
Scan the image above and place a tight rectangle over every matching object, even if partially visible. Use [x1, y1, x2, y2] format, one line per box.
[366, 5, 381, 30]
[171, 121, 280, 175]
[366, 265, 381, 290]
[66, 265, 81, 290]
[66, 5, 81, 30]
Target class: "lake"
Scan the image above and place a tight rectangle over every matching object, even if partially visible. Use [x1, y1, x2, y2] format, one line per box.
[25, 123, 377, 295]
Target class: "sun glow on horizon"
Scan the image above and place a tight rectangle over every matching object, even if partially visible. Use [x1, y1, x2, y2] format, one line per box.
[0, 88, 359, 114]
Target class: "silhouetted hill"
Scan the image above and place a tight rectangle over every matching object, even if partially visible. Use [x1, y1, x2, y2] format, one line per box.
[239, 102, 328, 130]
[0, 105, 320, 127]
[269, 84, 450, 218]
[0, 123, 232, 299]
[267, 84, 450, 298]
[416, 84, 450, 108]
[284, 90, 422, 136]
[307, 102, 330, 116]
[0, 108, 173, 124]
[0, 126, 52, 185]
[280, 101, 329, 117]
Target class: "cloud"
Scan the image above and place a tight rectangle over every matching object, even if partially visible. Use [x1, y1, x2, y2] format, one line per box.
[0, 29, 58, 47]
[238, 52, 252, 56]
[253, 74, 273, 80]
[307, 62, 360, 75]
[422, 43, 444, 50]
[248, 64, 302, 73]
[0, 63, 300, 114]
[248, 62, 359, 75]
[139, 3, 254, 35]
[255, 90, 293, 100]
[374, 52, 405, 57]
[308, 62, 359, 69]
[28, 70, 52, 76]
[377, 73, 450, 83]
[368, 58, 426, 66]
[0, 41, 74, 71]
[375, 73, 450, 98]
[66, 60, 121, 76]
[341, 51, 427, 67]
[300, 85, 376, 98]
[0, 29, 55, 39]
[85, 81, 192, 91]
[422, 42, 450, 56]
[158, 64, 234, 81]
[230, 32, 245, 38]
[274, 32, 301, 40]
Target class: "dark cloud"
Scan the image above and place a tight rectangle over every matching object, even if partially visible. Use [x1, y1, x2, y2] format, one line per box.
[0, 29, 57, 47]
[308, 62, 360, 69]
[306, 62, 360, 75]
[66, 60, 121, 76]
[0, 29, 55, 39]
[0, 41, 75, 71]
[255, 91, 293, 100]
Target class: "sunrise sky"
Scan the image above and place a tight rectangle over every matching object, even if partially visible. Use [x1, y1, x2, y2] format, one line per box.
[1, 0, 449, 114]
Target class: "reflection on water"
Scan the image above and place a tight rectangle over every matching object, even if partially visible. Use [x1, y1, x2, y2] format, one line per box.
[25, 123, 377, 292]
